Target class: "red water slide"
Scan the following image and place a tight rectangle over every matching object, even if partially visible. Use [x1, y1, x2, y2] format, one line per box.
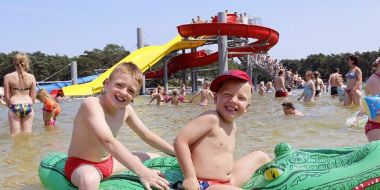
[145, 16, 279, 79]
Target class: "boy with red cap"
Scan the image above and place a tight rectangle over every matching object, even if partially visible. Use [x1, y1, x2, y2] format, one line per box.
[174, 70, 271, 190]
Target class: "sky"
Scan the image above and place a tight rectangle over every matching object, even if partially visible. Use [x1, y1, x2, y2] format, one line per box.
[1, 0, 379, 60]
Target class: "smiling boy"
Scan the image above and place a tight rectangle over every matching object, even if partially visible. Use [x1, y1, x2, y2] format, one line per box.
[174, 70, 271, 190]
[65, 62, 174, 190]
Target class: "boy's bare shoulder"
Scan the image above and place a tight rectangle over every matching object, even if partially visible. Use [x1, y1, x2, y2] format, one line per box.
[196, 110, 220, 122]
[81, 97, 101, 109]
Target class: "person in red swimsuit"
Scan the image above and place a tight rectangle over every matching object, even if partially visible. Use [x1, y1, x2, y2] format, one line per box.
[37, 89, 61, 127]
[274, 69, 288, 98]
[65, 62, 175, 190]
[364, 57, 380, 142]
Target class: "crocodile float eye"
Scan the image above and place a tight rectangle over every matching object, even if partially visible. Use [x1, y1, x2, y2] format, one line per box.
[264, 167, 283, 181]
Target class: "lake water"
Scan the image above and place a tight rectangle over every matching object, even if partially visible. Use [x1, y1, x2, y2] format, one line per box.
[0, 89, 367, 189]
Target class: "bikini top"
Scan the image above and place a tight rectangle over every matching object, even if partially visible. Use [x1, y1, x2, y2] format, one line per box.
[346, 70, 356, 80]
[11, 87, 30, 91]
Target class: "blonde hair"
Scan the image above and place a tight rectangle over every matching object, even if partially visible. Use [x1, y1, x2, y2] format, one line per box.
[36, 89, 52, 102]
[241, 82, 253, 101]
[336, 76, 344, 84]
[109, 62, 144, 87]
[13, 53, 30, 85]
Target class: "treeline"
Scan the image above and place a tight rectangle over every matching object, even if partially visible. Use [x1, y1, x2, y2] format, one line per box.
[280, 50, 380, 81]
[0, 44, 130, 85]
[1, 44, 379, 86]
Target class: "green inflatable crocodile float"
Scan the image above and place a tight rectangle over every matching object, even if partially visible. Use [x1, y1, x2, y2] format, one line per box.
[39, 141, 380, 189]
[245, 141, 380, 190]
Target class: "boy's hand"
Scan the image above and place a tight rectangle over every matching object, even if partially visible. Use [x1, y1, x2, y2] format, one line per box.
[182, 177, 199, 190]
[138, 168, 170, 190]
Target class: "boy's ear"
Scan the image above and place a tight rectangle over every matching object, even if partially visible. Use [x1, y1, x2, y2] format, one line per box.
[104, 78, 110, 86]
[214, 94, 218, 104]
[246, 103, 250, 110]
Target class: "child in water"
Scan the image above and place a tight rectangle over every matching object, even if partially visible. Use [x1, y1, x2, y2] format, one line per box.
[258, 81, 266, 95]
[64, 62, 174, 190]
[37, 89, 61, 127]
[190, 81, 214, 106]
[282, 101, 304, 116]
[336, 76, 347, 103]
[174, 70, 271, 190]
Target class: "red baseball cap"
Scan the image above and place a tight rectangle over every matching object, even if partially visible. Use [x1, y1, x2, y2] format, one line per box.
[210, 70, 253, 92]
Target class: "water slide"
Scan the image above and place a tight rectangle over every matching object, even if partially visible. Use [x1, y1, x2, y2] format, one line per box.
[62, 35, 205, 96]
[38, 75, 100, 93]
[145, 22, 279, 78]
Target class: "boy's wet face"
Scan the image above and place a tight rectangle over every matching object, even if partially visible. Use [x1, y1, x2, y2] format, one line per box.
[214, 80, 251, 123]
[106, 74, 140, 108]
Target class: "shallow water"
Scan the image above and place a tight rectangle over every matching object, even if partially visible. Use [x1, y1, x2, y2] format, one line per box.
[0, 89, 367, 189]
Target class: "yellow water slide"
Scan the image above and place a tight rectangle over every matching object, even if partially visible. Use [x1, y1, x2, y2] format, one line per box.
[62, 35, 205, 96]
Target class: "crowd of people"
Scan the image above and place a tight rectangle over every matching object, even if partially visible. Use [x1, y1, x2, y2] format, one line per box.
[191, 10, 259, 25]
[2, 51, 380, 189]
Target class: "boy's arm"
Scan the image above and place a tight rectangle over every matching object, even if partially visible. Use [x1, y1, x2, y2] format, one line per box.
[83, 99, 169, 189]
[174, 112, 216, 187]
[126, 105, 175, 156]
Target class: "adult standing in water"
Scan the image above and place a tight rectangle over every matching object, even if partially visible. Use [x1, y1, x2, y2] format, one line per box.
[364, 57, 380, 142]
[326, 68, 341, 97]
[274, 69, 288, 98]
[344, 55, 362, 106]
[3, 53, 37, 136]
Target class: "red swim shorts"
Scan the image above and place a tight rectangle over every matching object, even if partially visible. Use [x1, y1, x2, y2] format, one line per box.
[198, 179, 231, 190]
[64, 155, 114, 181]
[275, 90, 288, 97]
[365, 120, 380, 135]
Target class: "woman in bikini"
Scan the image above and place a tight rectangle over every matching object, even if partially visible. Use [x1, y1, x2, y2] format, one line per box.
[364, 57, 380, 142]
[344, 55, 362, 106]
[3, 53, 37, 136]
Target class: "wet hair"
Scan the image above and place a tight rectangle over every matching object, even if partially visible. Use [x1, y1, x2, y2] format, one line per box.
[348, 55, 359, 66]
[109, 62, 143, 87]
[333, 68, 339, 73]
[282, 101, 295, 110]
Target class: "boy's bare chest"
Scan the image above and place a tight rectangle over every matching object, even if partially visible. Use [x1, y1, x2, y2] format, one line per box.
[104, 113, 126, 136]
[208, 128, 235, 151]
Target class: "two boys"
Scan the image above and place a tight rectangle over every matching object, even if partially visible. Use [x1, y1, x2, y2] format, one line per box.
[65, 64, 268, 190]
